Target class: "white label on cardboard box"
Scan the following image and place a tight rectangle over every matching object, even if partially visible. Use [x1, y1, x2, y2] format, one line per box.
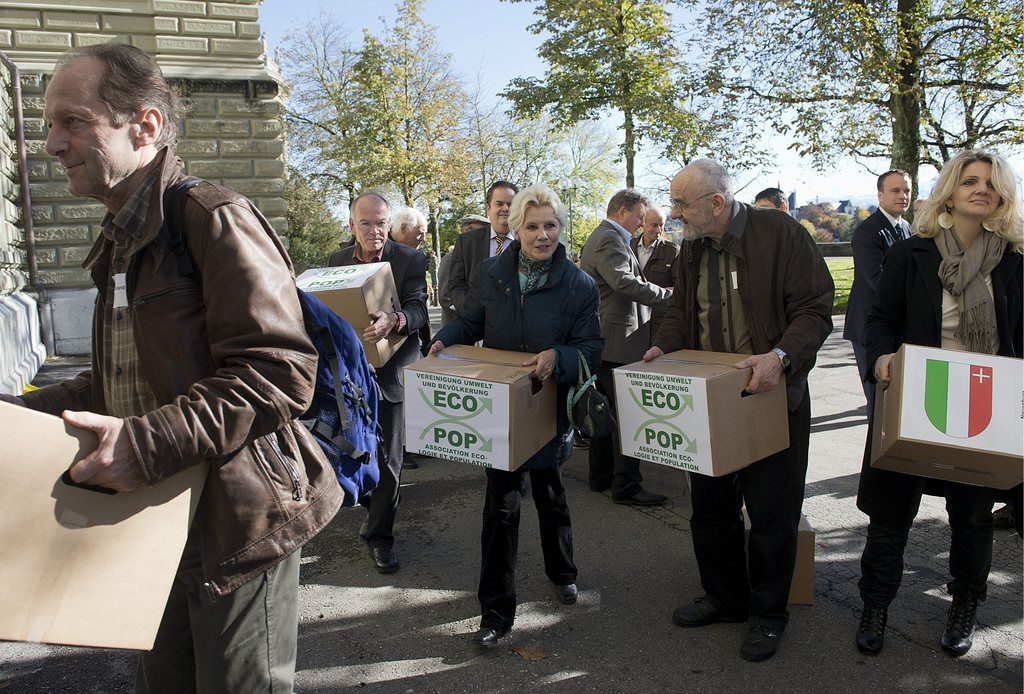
[899, 345, 1023, 455]
[614, 368, 711, 474]
[296, 263, 387, 291]
[405, 371, 512, 469]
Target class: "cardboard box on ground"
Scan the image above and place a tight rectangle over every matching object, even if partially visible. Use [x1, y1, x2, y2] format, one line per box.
[296, 264, 406, 368]
[742, 509, 815, 606]
[871, 344, 1023, 489]
[613, 350, 790, 477]
[404, 346, 556, 472]
[0, 402, 206, 650]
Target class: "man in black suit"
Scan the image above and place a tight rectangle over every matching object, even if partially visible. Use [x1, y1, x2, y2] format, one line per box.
[444, 181, 518, 318]
[328, 193, 428, 574]
[843, 169, 912, 407]
[438, 214, 489, 327]
[630, 206, 679, 341]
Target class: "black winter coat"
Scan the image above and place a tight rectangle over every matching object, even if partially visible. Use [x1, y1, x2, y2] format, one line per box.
[433, 241, 603, 469]
[857, 235, 1023, 525]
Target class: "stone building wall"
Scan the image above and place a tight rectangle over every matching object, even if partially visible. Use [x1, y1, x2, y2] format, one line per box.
[0, 0, 287, 355]
[0, 54, 45, 394]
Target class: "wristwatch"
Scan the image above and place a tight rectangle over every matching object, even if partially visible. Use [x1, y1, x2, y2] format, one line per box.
[771, 347, 791, 373]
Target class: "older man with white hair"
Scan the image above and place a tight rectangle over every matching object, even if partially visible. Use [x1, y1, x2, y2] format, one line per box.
[391, 206, 428, 249]
[645, 159, 833, 662]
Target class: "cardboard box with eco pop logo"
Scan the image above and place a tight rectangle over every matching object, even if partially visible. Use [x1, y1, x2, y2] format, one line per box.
[871, 344, 1023, 489]
[296, 264, 405, 368]
[404, 345, 556, 471]
[613, 350, 789, 476]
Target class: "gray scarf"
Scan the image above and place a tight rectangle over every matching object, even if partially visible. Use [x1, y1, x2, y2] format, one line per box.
[933, 226, 1006, 354]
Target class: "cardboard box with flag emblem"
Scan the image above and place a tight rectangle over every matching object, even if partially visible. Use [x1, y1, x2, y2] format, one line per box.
[613, 350, 789, 476]
[403, 345, 556, 471]
[871, 344, 1023, 489]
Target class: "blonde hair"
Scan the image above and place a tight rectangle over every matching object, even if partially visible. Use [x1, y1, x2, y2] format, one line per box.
[508, 183, 567, 233]
[915, 149, 1023, 250]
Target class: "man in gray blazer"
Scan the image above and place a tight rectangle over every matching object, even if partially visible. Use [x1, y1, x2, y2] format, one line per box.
[581, 189, 673, 505]
[329, 193, 428, 574]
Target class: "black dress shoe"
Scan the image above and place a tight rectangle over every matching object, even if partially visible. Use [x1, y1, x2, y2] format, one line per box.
[471, 627, 507, 646]
[855, 605, 887, 655]
[740, 624, 781, 662]
[369, 546, 400, 574]
[613, 488, 668, 506]
[672, 597, 748, 627]
[555, 583, 578, 605]
[941, 595, 978, 657]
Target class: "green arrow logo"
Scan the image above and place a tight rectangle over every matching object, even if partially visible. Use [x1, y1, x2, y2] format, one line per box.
[417, 389, 492, 450]
[628, 386, 698, 453]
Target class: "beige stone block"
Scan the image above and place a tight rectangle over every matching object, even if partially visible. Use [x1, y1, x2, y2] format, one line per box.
[0, 29, 11, 48]
[44, 11, 100, 31]
[32, 224, 91, 243]
[252, 119, 282, 138]
[252, 197, 286, 214]
[76, 33, 129, 48]
[61, 245, 93, 264]
[36, 268, 91, 286]
[155, 16, 179, 32]
[31, 205, 53, 225]
[217, 98, 281, 116]
[14, 30, 71, 50]
[156, 35, 208, 53]
[210, 37, 261, 57]
[22, 118, 44, 136]
[181, 97, 217, 117]
[34, 247, 58, 267]
[182, 18, 235, 36]
[29, 182, 71, 201]
[266, 217, 287, 234]
[26, 140, 48, 156]
[187, 159, 251, 177]
[220, 140, 283, 157]
[254, 159, 285, 177]
[56, 204, 107, 223]
[153, 0, 208, 16]
[175, 139, 218, 156]
[237, 21, 259, 38]
[103, 14, 159, 32]
[222, 178, 284, 196]
[184, 119, 250, 137]
[209, 3, 259, 19]
[27, 161, 49, 181]
[0, 9, 41, 29]
[22, 96, 44, 113]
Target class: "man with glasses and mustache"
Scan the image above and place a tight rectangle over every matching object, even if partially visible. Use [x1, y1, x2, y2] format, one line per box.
[329, 193, 429, 574]
[645, 159, 833, 662]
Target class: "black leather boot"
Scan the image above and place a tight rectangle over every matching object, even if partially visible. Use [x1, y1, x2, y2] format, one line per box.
[941, 595, 978, 657]
[855, 604, 888, 655]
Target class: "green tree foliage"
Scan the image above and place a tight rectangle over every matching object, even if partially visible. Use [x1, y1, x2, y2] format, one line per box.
[501, 0, 683, 188]
[797, 202, 855, 242]
[284, 169, 343, 273]
[690, 0, 1023, 190]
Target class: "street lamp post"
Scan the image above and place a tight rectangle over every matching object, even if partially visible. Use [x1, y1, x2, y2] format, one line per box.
[557, 176, 580, 254]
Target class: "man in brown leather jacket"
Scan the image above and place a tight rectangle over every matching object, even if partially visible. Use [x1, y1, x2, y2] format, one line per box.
[4, 44, 343, 692]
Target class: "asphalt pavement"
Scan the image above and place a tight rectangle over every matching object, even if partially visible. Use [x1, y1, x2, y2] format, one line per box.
[1, 314, 1021, 693]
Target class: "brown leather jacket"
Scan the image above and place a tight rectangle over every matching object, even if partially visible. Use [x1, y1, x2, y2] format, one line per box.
[21, 152, 343, 598]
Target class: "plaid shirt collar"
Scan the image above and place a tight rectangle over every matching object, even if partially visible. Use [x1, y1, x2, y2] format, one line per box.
[100, 152, 166, 254]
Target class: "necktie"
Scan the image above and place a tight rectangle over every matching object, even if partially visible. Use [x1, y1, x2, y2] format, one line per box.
[494, 235, 504, 256]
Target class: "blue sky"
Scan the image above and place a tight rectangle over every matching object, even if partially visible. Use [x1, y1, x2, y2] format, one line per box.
[257, 0, 1013, 207]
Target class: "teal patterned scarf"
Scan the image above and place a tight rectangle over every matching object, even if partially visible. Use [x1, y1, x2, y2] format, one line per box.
[518, 252, 552, 294]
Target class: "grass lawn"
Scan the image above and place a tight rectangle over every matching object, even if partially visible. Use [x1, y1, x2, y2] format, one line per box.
[827, 257, 854, 316]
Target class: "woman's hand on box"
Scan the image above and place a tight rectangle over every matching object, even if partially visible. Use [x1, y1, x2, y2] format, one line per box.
[643, 346, 664, 362]
[522, 349, 557, 380]
[874, 353, 894, 389]
[428, 340, 445, 355]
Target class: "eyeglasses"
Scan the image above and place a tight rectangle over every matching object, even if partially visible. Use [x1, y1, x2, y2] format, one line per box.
[670, 191, 717, 210]
[357, 220, 389, 232]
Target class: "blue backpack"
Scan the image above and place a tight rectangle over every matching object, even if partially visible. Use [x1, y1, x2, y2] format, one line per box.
[162, 177, 380, 506]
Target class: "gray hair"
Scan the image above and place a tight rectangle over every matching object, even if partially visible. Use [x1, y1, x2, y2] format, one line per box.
[392, 206, 426, 233]
[606, 188, 652, 218]
[689, 159, 734, 205]
[508, 183, 567, 232]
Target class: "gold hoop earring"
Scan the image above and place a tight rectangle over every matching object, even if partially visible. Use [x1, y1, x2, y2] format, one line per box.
[937, 209, 954, 229]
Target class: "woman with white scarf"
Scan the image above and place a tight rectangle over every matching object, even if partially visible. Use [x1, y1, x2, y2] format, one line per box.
[853, 150, 1023, 658]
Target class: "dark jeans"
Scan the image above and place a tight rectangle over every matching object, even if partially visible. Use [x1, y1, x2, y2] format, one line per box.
[859, 482, 996, 608]
[588, 362, 644, 497]
[137, 535, 300, 694]
[362, 398, 403, 549]
[479, 466, 577, 632]
[850, 341, 875, 409]
[688, 387, 811, 631]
